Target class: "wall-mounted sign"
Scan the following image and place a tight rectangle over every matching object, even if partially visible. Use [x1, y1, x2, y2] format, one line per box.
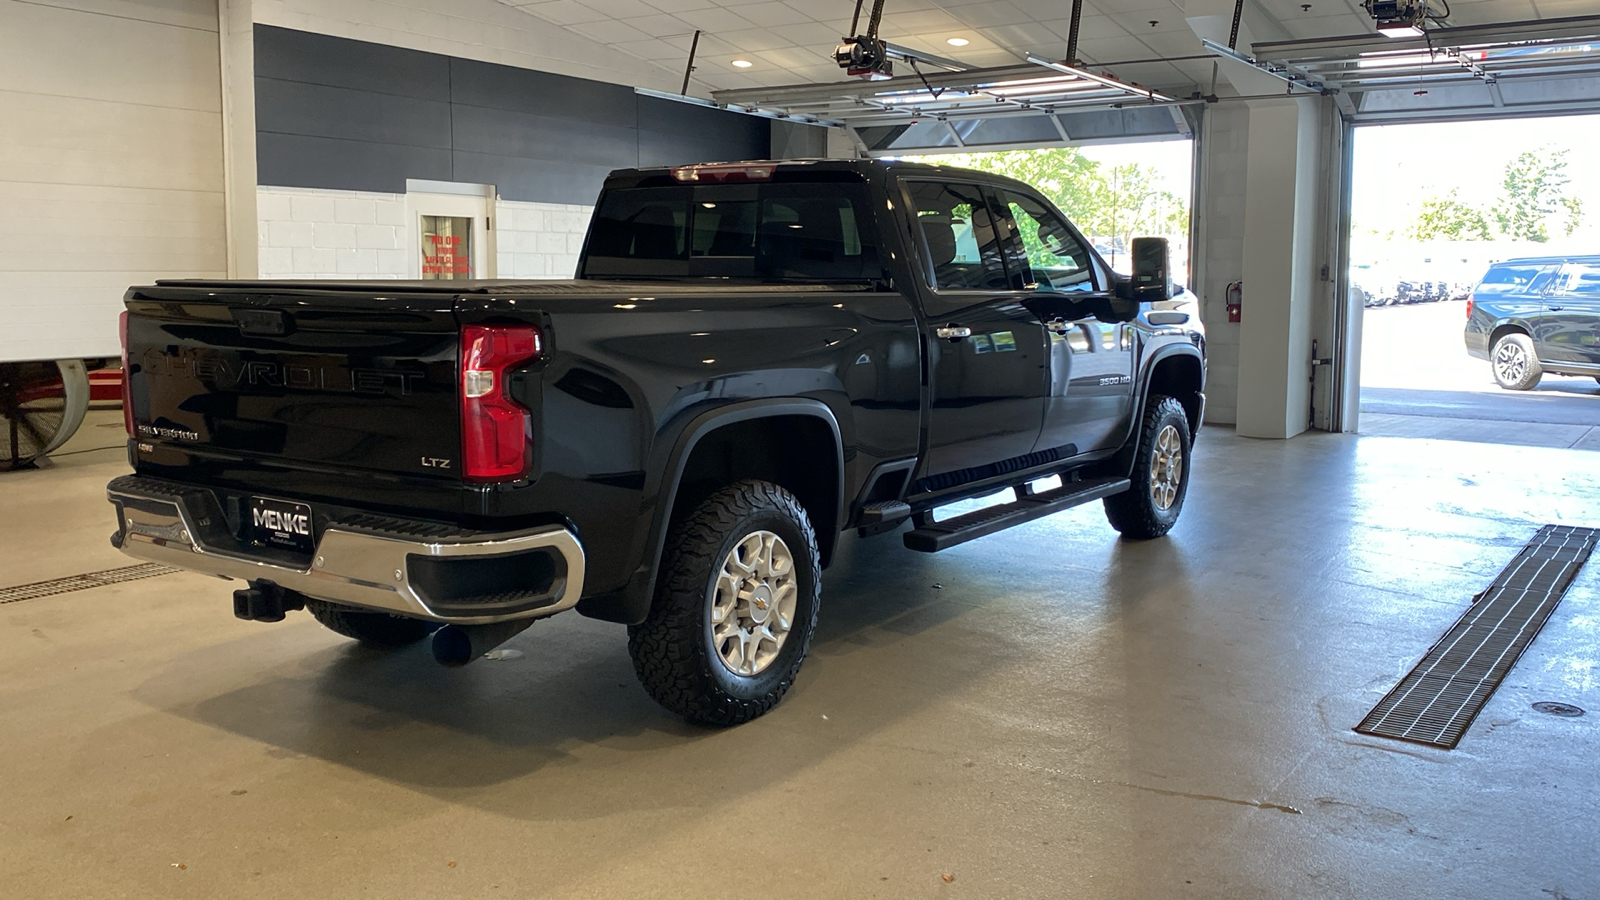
[421, 215, 472, 279]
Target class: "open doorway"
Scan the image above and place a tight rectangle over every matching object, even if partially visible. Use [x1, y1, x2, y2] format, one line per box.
[1350, 115, 1600, 451]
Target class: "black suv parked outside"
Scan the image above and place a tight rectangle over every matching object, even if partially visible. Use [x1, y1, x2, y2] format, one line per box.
[1465, 255, 1600, 390]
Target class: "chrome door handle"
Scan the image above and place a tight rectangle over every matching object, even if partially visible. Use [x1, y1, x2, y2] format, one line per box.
[935, 325, 972, 340]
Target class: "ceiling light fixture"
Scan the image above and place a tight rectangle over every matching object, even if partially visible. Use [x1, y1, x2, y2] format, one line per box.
[731, 58, 753, 68]
[946, 37, 970, 46]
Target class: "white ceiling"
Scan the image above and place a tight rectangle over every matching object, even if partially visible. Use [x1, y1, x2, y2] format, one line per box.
[492, 0, 1583, 94]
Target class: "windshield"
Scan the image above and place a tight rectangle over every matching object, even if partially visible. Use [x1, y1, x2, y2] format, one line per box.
[581, 183, 880, 282]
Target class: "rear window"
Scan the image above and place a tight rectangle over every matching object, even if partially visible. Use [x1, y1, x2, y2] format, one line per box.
[1476, 262, 1557, 295]
[582, 183, 879, 282]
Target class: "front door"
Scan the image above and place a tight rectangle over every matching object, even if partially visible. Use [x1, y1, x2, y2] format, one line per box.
[904, 180, 1047, 483]
[1538, 260, 1600, 368]
[993, 189, 1135, 455]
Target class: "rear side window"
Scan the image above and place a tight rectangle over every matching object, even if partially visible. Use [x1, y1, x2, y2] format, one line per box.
[906, 181, 1009, 291]
[1554, 261, 1600, 296]
[583, 183, 878, 281]
[1476, 262, 1557, 296]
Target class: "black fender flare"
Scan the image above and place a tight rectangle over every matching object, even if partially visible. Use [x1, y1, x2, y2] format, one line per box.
[1125, 343, 1205, 441]
[575, 398, 845, 625]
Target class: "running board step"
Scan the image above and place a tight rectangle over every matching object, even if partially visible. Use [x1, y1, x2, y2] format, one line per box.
[903, 477, 1131, 553]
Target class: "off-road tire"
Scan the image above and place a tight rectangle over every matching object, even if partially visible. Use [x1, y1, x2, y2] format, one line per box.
[628, 479, 821, 727]
[306, 600, 439, 648]
[1103, 394, 1191, 540]
[1490, 332, 1542, 391]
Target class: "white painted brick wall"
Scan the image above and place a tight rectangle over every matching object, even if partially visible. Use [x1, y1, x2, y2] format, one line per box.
[495, 199, 593, 281]
[1195, 103, 1251, 426]
[259, 187, 593, 281]
[258, 187, 408, 279]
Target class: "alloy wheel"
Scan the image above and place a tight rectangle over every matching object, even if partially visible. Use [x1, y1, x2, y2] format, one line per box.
[709, 530, 797, 676]
[1150, 424, 1184, 511]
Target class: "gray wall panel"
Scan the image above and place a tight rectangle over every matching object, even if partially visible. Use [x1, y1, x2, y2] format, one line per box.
[256, 78, 452, 149]
[448, 58, 636, 127]
[254, 26, 449, 101]
[636, 94, 769, 167]
[257, 132, 452, 193]
[254, 26, 771, 205]
[450, 151, 618, 205]
[449, 103, 638, 169]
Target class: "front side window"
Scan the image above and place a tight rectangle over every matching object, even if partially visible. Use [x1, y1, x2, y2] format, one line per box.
[905, 181, 1009, 291]
[1000, 191, 1094, 293]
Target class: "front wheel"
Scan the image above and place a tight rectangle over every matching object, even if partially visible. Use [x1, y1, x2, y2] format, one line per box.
[1490, 333, 1541, 390]
[1104, 395, 1192, 540]
[628, 480, 821, 726]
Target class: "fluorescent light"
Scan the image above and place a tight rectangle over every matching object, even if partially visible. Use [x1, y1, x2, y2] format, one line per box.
[946, 37, 970, 46]
[731, 58, 753, 68]
[1376, 22, 1425, 38]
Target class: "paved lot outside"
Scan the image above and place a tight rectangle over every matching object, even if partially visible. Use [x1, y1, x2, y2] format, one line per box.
[1359, 300, 1600, 450]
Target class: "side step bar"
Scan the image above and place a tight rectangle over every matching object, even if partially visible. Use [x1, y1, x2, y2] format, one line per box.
[903, 477, 1131, 553]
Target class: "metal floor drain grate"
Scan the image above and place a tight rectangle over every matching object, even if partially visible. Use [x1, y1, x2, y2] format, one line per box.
[1356, 524, 1598, 749]
[0, 563, 175, 605]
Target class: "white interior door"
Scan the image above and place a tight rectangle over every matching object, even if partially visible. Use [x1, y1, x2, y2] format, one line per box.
[406, 186, 495, 280]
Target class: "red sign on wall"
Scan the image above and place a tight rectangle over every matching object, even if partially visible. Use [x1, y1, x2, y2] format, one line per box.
[421, 216, 472, 279]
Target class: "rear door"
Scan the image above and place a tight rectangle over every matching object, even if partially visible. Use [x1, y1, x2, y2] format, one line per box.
[993, 189, 1135, 455]
[903, 180, 1047, 481]
[1538, 260, 1600, 368]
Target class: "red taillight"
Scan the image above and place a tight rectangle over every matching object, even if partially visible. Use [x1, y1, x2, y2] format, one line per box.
[1465, 298, 1474, 319]
[119, 310, 134, 437]
[460, 324, 542, 482]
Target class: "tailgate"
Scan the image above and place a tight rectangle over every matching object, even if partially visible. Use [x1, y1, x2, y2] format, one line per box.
[125, 285, 461, 480]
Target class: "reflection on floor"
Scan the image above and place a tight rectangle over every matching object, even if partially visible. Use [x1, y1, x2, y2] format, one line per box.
[2, 426, 1598, 898]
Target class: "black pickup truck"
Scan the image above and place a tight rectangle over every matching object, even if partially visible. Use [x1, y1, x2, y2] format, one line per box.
[108, 159, 1205, 725]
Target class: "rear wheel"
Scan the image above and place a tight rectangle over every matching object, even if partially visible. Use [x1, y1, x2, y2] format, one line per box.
[1104, 395, 1191, 540]
[628, 479, 821, 726]
[1490, 333, 1541, 390]
[306, 600, 439, 648]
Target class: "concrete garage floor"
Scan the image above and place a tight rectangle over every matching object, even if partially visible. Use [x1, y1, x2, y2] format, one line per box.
[2, 414, 1598, 899]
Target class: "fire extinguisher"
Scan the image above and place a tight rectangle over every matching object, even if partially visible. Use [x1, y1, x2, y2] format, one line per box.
[1225, 281, 1242, 323]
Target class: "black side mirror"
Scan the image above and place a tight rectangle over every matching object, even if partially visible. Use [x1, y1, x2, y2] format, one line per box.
[1128, 237, 1172, 302]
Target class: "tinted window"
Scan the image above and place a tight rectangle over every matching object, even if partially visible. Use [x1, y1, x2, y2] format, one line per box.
[1000, 190, 1095, 293]
[906, 181, 1009, 291]
[1554, 262, 1600, 296]
[1476, 262, 1557, 296]
[583, 184, 878, 281]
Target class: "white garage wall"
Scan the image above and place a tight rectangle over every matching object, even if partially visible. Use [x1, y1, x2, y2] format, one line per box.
[0, 0, 228, 363]
[257, 187, 591, 281]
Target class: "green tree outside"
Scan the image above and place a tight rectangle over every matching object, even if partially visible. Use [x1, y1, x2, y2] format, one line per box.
[900, 148, 1190, 256]
[1392, 146, 1583, 243]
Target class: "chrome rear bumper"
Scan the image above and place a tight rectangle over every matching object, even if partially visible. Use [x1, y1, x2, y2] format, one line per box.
[107, 476, 585, 625]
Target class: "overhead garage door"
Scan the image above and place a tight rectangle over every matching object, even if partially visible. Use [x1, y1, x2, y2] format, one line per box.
[0, 0, 227, 363]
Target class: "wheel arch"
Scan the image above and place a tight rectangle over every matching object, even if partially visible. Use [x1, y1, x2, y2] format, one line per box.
[578, 399, 844, 625]
[1488, 320, 1532, 352]
[1140, 346, 1205, 437]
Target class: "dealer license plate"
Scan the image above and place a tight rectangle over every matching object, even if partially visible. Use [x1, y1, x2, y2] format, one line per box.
[246, 496, 315, 554]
